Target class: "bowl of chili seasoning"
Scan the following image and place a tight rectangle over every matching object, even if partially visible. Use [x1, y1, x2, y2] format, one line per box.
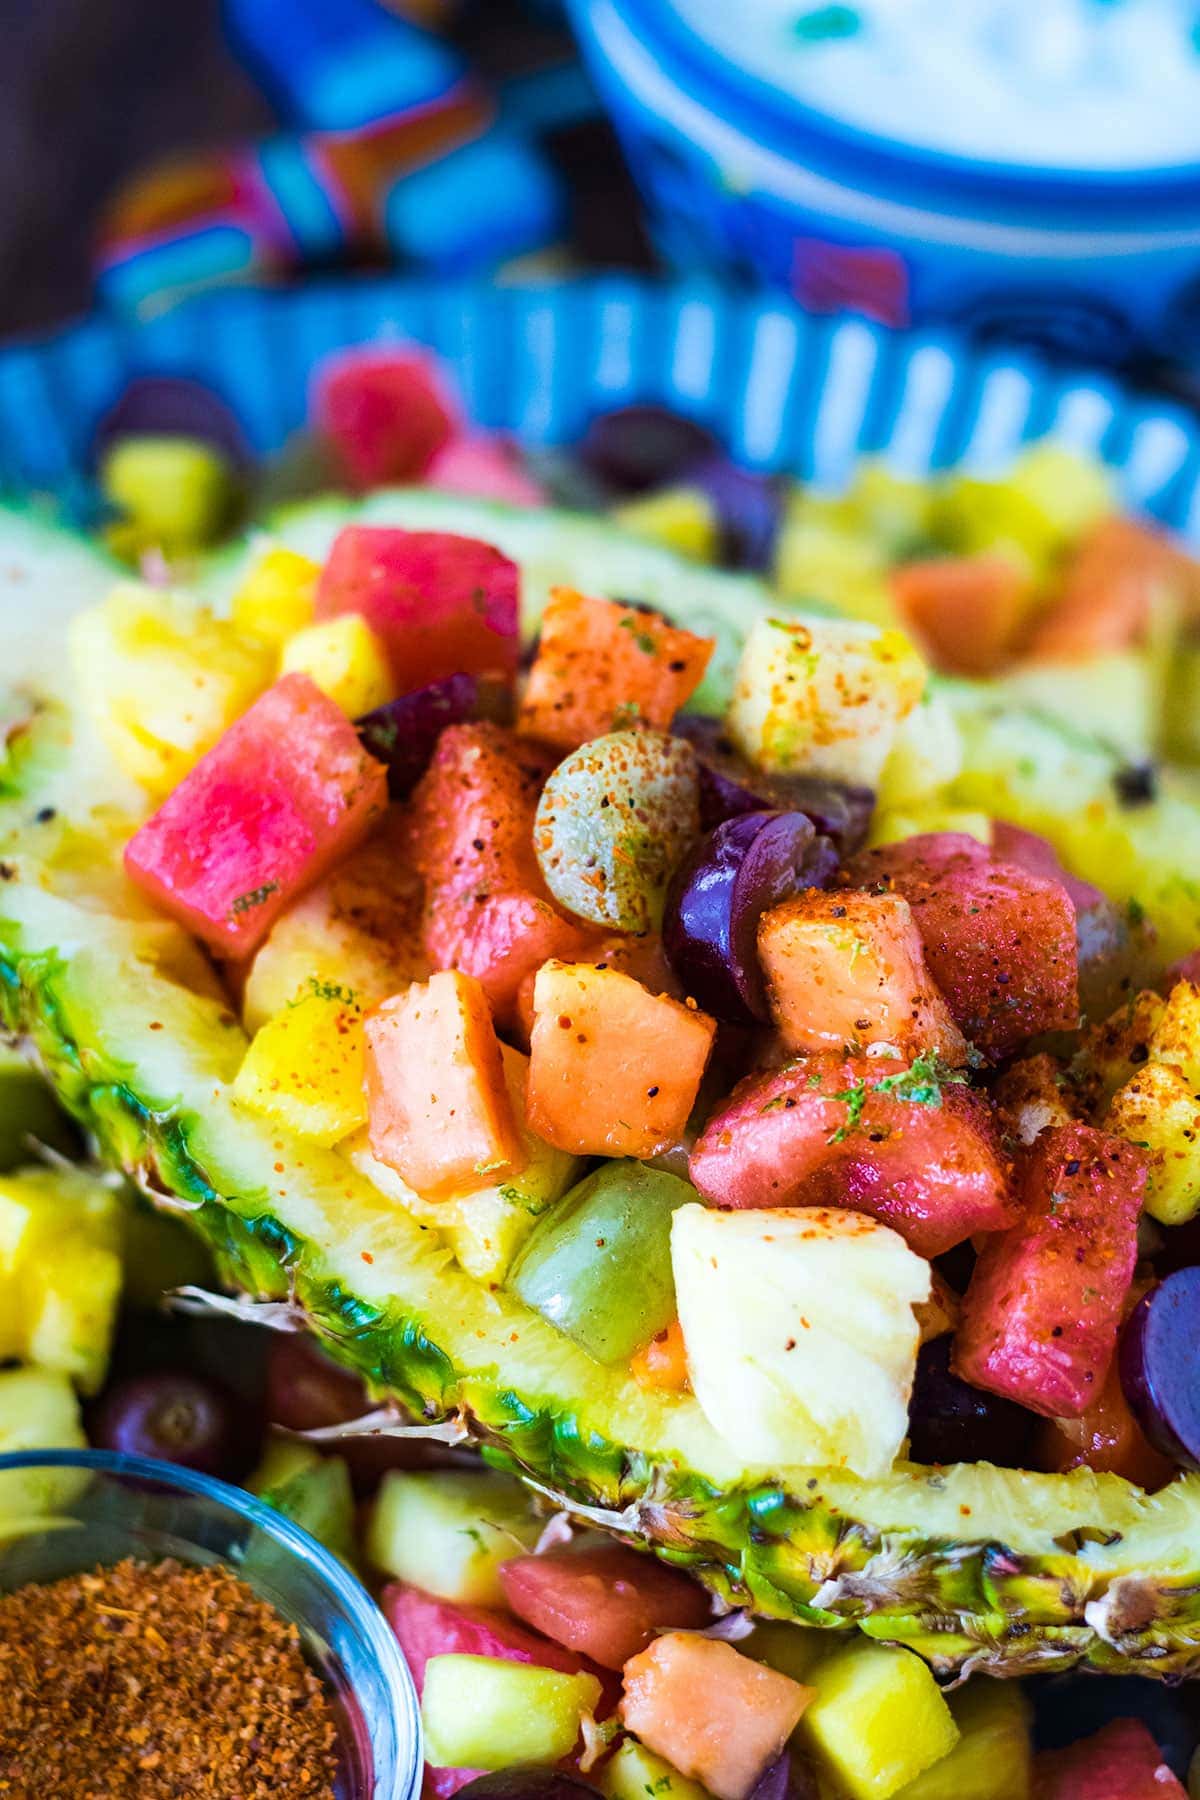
[0, 1448, 422, 1799]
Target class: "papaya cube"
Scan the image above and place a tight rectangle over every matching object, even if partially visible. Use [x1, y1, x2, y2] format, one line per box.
[408, 723, 593, 1022]
[850, 832, 1078, 1061]
[758, 889, 965, 1062]
[233, 980, 368, 1146]
[241, 812, 428, 1031]
[124, 673, 388, 958]
[726, 614, 926, 786]
[954, 1123, 1147, 1418]
[314, 526, 519, 688]
[799, 1639, 958, 1800]
[279, 614, 393, 717]
[688, 1053, 1015, 1258]
[890, 552, 1034, 677]
[69, 585, 272, 797]
[1028, 515, 1186, 661]
[230, 544, 320, 646]
[620, 1632, 812, 1800]
[1032, 1716, 1186, 1800]
[517, 587, 714, 751]
[528, 961, 716, 1158]
[364, 970, 525, 1198]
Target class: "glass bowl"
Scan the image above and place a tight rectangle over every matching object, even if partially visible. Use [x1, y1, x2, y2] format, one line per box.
[0, 1448, 422, 1800]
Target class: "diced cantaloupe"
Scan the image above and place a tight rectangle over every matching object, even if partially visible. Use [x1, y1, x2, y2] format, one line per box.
[726, 615, 926, 786]
[230, 543, 320, 646]
[517, 588, 714, 751]
[620, 1632, 812, 1800]
[890, 553, 1035, 677]
[314, 526, 519, 688]
[69, 585, 272, 797]
[758, 889, 965, 1062]
[799, 1640, 958, 1800]
[124, 673, 388, 958]
[240, 812, 428, 1032]
[233, 980, 368, 1146]
[1027, 515, 1187, 661]
[422, 1655, 602, 1771]
[363, 970, 525, 1198]
[527, 961, 716, 1159]
[409, 723, 594, 1024]
[367, 1469, 541, 1605]
[279, 614, 393, 717]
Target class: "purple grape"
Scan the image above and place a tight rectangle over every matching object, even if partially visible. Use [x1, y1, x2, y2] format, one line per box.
[908, 1338, 1033, 1469]
[684, 456, 785, 573]
[93, 376, 250, 468]
[1120, 1270, 1200, 1470]
[91, 1370, 249, 1478]
[265, 1333, 369, 1435]
[749, 1753, 819, 1800]
[673, 716, 874, 850]
[454, 1771, 603, 1800]
[579, 405, 718, 494]
[356, 673, 479, 797]
[663, 811, 836, 1024]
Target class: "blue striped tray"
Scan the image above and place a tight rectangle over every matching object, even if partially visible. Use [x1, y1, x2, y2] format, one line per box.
[1, 275, 1198, 539]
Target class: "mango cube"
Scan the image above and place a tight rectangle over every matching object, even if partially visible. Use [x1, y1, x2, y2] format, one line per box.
[231, 544, 320, 646]
[280, 614, 393, 717]
[233, 980, 369, 1146]
[800, 1640, 958, 1800]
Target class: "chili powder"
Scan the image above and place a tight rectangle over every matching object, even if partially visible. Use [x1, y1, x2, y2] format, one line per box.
[0, 1555, 339, 1798]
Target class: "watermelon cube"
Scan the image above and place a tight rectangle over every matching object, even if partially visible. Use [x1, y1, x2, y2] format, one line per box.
[313, 348, 459, 490]
[1032, 1717, 1185, 1799]
[364, 970, 526, 1199]
[407, 723, 593, 1022]
[383, 1582, 602, 1696]
[757, 888, 965, 1063]
[499, 1543, 711, 1671]
[315, 527, 519, 690]
[688, 1052, 1015, 1258]
[849, 832, 1079, 1061]
[620, 1633, 812, 1800]
[124, 672, 388, 959]
[954, 1123, 1147, 1418]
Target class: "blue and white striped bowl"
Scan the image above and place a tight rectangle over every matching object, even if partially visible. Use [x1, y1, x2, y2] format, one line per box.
[0, 276, 1198, 540]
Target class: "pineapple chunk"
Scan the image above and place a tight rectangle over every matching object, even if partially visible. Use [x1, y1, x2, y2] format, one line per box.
[875, 690, 963, 809]
[615, 486, 719, 562]
[366, 1469, 540, 1605]
[0, 1167, 123, 1393]
[726, 615, 926, 786]
[773, 515, 897, 628]
[869, 806, 992, 849]
[895, 1678, 1032, 1799]
[670, 1204, 929, 1478]
[280, 614, 393, 717]
[422, 1654, 601, 1770]
[233, 979, 368, 1147]
[0, 1367, 88, 1519]
[347, 1044, 581, 1285]
[602, 1738, 710, 1800]
[1147, 978, 1200, 1087]
[1106, 1060, 1200, 1225]
[100, 436, 234, 553]
[800, 1640, 959, 1800]
[68, 584, 271, 796]
[230, 543, 320, 646]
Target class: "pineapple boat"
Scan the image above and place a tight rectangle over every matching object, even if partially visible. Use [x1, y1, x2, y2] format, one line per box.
[6, 489, 1200, 1684]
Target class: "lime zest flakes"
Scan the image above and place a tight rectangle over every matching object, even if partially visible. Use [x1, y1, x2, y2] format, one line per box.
[827, 1052, 968, 1145]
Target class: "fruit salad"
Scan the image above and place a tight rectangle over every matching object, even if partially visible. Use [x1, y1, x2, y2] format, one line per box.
[4, 348, 1200, 1796]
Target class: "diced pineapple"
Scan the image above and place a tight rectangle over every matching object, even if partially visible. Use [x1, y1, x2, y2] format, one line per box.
[670, 1204, 929, 1478]
[100, 435, 235, 553]
[773, 515, 897, 628]
[895, 1678, 1032, 1800]
[365, 1469, 541, 1605]
[230, 543, 320, 646]
[1000, 442, 1112, 551]
[1076, 990, 1166, 1113]
[602, 1737, 709, 1800]
[68, 584, 272, 796]
[280, 614, 393, 717]
[1147, 979, 1200, 1087]
[869, 806, 992, 849]
[875, 690, 963, 809]
[0, 1367, 88, 1518]
[800, 1640, 959, 1800]
[615, 486, 719, 562]
[1106, 1060, 1200, 1225]
[726, 615, 926, 786]
[349, 1045, 581, 1285]
[422, 1654, 601, 1770]
[0, 1167, 123, 1393]
[233, 979, 368, 1146]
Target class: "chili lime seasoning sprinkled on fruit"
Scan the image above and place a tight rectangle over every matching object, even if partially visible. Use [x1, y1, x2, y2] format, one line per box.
[0, 1556, 339, 1798]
